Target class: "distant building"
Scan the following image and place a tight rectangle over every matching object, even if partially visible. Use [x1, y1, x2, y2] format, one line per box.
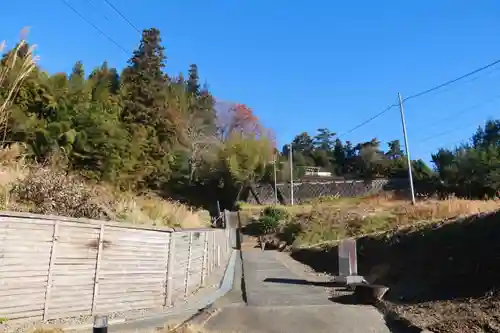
[303, 166, 332, 177]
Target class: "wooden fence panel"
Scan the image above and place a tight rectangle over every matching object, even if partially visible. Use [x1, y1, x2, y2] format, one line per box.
[94, 226, 169, 314]
[0, 217, 54, 321]
[170, 232, 190, 302]
[45, 222, 100, 319]
[0, 211, 232, 323]
[207, 231, 214, 274]
[187, 232, 205, 293]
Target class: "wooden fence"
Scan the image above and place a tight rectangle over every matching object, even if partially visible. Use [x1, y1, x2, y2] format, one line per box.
[0, 211, 233, 322]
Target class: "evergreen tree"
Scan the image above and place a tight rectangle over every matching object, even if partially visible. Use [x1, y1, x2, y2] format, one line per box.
[186, 64, 200, 96]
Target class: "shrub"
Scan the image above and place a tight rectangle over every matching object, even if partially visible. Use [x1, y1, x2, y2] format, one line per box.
[262, 205, 289, 222]
[257, 215, 280, 234]
[280, 221, 303, 244]
[10, 167, 108, 219]
[234, 201, 243, 211]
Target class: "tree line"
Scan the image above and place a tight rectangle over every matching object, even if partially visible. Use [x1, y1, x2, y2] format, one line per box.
[0, 28, 274, 211]
[1, 27, 499, 209]
[279, 121, 500, 199]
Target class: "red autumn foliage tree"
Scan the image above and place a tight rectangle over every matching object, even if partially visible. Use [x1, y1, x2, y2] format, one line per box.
[215, 99, 268, 140]
[213, 99, 277, 185]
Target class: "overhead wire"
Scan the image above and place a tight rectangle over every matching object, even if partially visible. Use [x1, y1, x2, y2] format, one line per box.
[102, 0, 141, 33]
[59, 0, 129, 54]
[336, 57, 500, 139]
[414, 93, 500, 144]
[403, 59, 500, 103]
[337, 103, 398, 138]
[83, 0, 111, 22]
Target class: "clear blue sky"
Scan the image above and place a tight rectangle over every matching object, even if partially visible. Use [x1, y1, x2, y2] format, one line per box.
[2, 0, 500, 165]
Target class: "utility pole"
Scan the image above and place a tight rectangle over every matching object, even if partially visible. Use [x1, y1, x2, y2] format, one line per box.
[273, 154, 278, 205]
[398, 93, 416, 205]
[288, 144, 294, 205]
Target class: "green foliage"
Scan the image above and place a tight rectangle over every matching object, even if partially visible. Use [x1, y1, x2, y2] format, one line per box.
[280, 119, 500, 199]
[1, 28, 278, 210]
[6, 28, 499, 209]
[277, 130, 435, 183]
[280, 221, 303, 244]
[234, 201, 244, 211]
[431, 121, 500, 199]
[257, 215, 280, 235]
[262, 205, 289, 222]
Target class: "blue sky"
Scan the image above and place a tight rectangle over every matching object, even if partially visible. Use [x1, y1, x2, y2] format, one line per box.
[2, 0, 500, 165]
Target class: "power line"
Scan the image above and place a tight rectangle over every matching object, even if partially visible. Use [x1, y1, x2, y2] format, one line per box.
[84, 0, 111, 22]
[59, 0, 129, 54]
[421, 137, 472, 157]
[337, 103, 398, 138]
[418, 93, 500, 139]
[417, 124, 471, 145]
[337, 57, 500, 140]
[102, 0, 141, 33]
[403, 58, 500, 102]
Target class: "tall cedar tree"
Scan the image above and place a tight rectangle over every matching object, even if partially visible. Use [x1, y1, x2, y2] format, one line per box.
[121, 28, 167, 126]
[120, 28, 175, 188]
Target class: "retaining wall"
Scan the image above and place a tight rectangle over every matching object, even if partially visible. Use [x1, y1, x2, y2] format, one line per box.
[0, 211, 233, 322]
[247, 178, 410, 205]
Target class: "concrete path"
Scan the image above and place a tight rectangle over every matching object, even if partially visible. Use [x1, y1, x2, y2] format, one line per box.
[202, 250, 392, 333]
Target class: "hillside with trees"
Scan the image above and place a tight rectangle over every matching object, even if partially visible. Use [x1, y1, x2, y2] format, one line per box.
[0, 28, 274, 214]
[2, 27, 500, 222]
[279, 121, 500, 199]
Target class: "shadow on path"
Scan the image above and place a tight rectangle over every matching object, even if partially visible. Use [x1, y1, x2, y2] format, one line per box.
[263, 277, 345, 288]
[263, 276, 421, 333]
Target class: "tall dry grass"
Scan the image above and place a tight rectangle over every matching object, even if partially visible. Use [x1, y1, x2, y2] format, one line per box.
[243, 193, 500, 246]
[0, 143, 27, 209]
[0, 28, 39, 144]
[0, 146, 209, 228]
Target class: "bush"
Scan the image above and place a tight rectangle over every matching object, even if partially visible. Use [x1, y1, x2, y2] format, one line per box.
[280, 221, 303, 244]
[234, 201, 244, 211]
[257, 215, 280, 235]
[262, 206, 289, 222]
[10, 167, 108, 219]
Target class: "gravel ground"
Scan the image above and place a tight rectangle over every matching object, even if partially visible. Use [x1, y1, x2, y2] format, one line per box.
[384, 293, 500, 333]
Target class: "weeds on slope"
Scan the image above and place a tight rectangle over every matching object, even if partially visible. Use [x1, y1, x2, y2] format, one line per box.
[240, 192, 500, 247]
[0, 146, 209, 228]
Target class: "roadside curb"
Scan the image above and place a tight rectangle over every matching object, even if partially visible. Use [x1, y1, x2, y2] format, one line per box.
[63, 250, 238, 332]
[376, 302, 435, 333]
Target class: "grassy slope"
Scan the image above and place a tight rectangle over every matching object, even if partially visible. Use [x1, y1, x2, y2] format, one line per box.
[240, 193, 500, 247]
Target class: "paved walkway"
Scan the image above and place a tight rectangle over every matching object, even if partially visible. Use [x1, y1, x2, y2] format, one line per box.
[202, 250, 392, 333]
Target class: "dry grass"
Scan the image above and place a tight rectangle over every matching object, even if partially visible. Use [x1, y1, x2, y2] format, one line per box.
[109, 190, 209, 228]
[0, 28, 39, 144]
[241, 193, 500, 247]
[0, 146, 209, 228]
